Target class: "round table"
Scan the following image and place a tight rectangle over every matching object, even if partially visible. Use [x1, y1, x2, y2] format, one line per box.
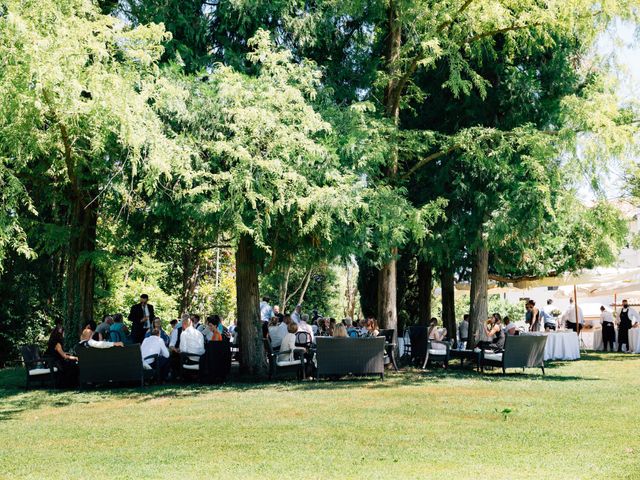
[629, 328, 640, 354]
[522, 331, 580, 361]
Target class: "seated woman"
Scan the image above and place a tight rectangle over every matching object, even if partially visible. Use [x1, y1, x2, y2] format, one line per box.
[364, 318, 380, 337]
[477, 316, 505, 352]
[46, 325, 78, 388]
[109, 313, 130, 343]
[206, 315, 227, 342]
[333, 323, 348, 338]
[427, 318, 447, 341]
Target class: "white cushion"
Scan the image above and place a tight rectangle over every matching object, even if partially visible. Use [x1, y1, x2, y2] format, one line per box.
[428, 349, 446, 355]
[142, 363, 153, 370]
[276, 360, 303, 367]
[484, 352, 503, 362]
[29, 367, 58, 376]
[183, 364, 199, 370]
[473, 348, 482, 353]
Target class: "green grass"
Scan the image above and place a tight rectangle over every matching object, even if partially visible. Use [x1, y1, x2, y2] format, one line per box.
[0, 354, 639, 480]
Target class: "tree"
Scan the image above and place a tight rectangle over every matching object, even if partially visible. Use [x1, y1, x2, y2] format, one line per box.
[0, 0, 186, 338]
[178, 31, 359, 376]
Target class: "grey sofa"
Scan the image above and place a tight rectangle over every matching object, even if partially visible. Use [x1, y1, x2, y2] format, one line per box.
[77, 344, 145, 387]
[480, 335, 547, 374]
[315, 337, 385, 379]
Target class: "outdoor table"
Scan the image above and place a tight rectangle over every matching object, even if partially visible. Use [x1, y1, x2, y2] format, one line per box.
[629, 328, 640, 354]
[521, 331, 580, 361]
[449, 349, 481, 370]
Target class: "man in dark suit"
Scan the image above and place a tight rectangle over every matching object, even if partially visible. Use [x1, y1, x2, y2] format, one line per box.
[128, 294, 155, 344]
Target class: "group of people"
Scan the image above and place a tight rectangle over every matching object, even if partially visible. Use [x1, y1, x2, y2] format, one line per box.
[260, 296, 381, 352]
[45, 294, 233, 386]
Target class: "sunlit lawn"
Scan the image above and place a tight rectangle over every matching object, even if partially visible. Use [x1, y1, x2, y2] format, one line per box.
[0, 353, 639, 480]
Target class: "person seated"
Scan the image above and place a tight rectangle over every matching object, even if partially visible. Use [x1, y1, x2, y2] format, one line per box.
[95, 315, 113, 340]
[45, 325, 78, 388]
[191, 314, 206, 335]
[357, 318, 369, 336]
[343, 318, 358, 337]
[364, 318, 380, 338]
[427, 318, 446, 341]
[268, 316, 288, 349]
[477, 316, 505, 352]
[79, 323, 124, 348]
[298, 314, 315, 343]
[178, 316, 205, 356]
[328, 318, 337, 336]
[503, 316, 517, 336]
[205, 315, 228, 342]
[457, 314, 469, 349]
[145, 318, 170, 346]
[140, 328, 170, 381]
[278, 322, 306, 363]
[316, 317, 330, 336]
[333, 323, 348, 338]
[109, 313, 129, 343]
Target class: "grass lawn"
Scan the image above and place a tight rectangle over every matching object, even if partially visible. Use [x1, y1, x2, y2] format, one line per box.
[0, 353, 639, 480]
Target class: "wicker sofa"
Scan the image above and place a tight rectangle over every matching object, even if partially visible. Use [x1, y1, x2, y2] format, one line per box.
[315, 337, 385, 379]
[77, 344, 146, 387]
[479, 335, 547, 374]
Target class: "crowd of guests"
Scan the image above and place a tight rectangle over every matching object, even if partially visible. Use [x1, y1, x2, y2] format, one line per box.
[44, 294, 235, 387]
[259, 296, 382, 355]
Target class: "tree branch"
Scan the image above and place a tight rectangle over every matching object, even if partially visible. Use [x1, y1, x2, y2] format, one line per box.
[401, 147, 456, 180]
[437, 0, 476, 33]
[464, 22, 544, 45]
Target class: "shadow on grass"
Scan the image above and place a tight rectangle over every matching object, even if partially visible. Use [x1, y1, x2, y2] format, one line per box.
[0, 359, 599, 419]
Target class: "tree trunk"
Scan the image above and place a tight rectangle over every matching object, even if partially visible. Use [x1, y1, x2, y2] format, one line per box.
[377, 253, 397, 330]
[440, 268, 456, 344]
[235, 234, 266, 377]
[64, 190, 97, 344]
[179, 247, 201, 315]
[357, 259, 378, 318]
[468, 243, 489, 349]
[376, 1, 403, 333]
[297, 268, 313, 306]
[417, 259, 432, 325]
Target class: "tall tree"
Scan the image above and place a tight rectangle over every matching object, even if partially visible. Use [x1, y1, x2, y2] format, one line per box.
[0, 0, 186, 338]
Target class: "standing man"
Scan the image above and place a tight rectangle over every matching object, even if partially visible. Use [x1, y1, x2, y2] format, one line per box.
[291, 304, 302, 324]
[541, 299, 556, 331]
[599, 306, 616, 352]
[617, 299, 639, 352]
[259, 296, 272, 323]
[128, 294, 155, 344]
[562, 298, 584, 332]
[457, 314, 469, 349]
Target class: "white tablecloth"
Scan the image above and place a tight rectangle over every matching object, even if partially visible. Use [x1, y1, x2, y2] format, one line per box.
[523, 331, 580, 361]
[629, 329, 640, 354]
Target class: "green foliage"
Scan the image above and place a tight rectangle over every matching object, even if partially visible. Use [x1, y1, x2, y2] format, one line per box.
[94, 253, 178, 322]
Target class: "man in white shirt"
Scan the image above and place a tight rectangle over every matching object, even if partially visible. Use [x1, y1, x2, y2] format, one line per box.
[599, 306, 616, 352]
[179, 318, 205, 356]
[561, 298, 584, 332]
[268, 317, 289, 349]
[291, 304, 302, 324]
[260, 297, 273, 323]
[141, 329, 170, 381]
[298, 314, 315, 344]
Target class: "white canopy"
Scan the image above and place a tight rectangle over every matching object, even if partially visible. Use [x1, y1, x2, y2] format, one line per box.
[492, 267, 640, 290]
